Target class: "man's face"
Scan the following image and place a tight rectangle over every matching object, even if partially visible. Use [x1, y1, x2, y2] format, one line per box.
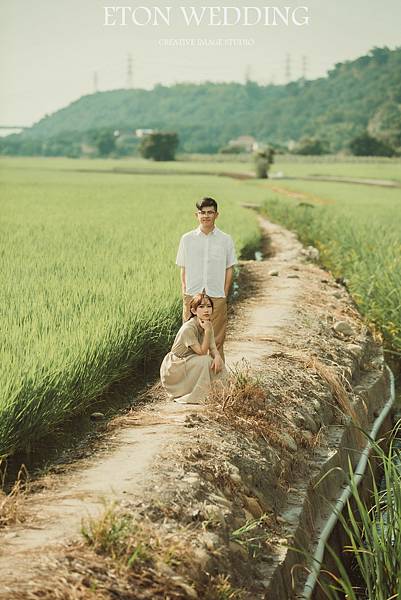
[196, 206, 218, 228]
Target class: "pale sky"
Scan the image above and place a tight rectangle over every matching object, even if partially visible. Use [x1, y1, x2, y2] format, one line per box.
[1, 0, 400, 127]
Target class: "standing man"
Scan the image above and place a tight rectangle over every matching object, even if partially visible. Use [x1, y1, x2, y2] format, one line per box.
[176, 197, 237, 361]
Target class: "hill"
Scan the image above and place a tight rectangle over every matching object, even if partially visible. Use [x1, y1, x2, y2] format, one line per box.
[4, 46, 401, 154]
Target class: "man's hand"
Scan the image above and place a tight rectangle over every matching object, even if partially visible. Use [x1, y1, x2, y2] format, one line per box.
[211, 353, 224, 374]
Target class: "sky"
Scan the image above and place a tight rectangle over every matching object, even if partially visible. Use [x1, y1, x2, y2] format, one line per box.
[1, 0, 401, 127]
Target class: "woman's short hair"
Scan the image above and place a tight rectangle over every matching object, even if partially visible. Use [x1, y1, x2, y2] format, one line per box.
[188, 292, 214, 319]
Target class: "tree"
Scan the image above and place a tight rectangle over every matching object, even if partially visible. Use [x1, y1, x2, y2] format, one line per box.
[292, 137, 330, 155]
[139, 132, 179, 161]
[253, 146, 275, 179]
[368, 101, 401, 149]
[349, 132, 394, 157]
[95, 130, 116, 156]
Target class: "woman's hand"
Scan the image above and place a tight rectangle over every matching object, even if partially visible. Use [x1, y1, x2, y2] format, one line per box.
[211, 353, 224, 374]
[199, 318, 212, 332]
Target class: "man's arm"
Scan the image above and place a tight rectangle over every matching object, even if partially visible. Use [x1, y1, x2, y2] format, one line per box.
[224, 266, 233, 298]
[180, 267, 186, 295]
[224, 236, 237, 298]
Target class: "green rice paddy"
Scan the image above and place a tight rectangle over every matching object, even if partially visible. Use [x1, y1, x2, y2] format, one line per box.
[1, 155, 401, 457]
[261, 178, 401, 353]
[0, 157, 265, 456]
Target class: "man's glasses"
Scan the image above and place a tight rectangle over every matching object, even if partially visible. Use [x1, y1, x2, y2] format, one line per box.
[198, 210, 216, 216]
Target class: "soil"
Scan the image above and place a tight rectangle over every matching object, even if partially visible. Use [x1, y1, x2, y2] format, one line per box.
[0, 217, 389, 600]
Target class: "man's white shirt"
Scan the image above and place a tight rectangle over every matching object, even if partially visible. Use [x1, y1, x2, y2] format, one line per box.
[176, 226, 237, 297]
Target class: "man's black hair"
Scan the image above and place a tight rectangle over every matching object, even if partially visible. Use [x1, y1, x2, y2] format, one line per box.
[196, 197, 218, 212]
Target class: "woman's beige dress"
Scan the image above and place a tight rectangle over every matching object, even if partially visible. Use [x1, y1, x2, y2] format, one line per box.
[160, 318, 226, 404]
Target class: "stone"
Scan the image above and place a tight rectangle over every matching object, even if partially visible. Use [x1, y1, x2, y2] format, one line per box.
[301, 430, 315, 445]
[229, 472, 242, 485]
[203, 504, 227, 525]
[302, 246, 320, 261]
[208, 493, 232, 509]
[202, 532, 221, 551]
[280, 432, 298, 452]
[90, 412, 105, 420]
[183, 475, 200, 485]
[228, 540, 248, 560]
[244, 496, 264, 518]
[347, 344, 363, 358]
[333, 321, 354, 336]
[287, 273, 300, 279]
[276, 515, 287, 525]
[269, 270, 279, 276]
[192, 547, 212, 571]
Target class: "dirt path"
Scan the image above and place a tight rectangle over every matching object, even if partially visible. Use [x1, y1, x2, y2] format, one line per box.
[0, 216, 388, 599]
[287, 174, 401, 188]
[0, 218, 305, 588]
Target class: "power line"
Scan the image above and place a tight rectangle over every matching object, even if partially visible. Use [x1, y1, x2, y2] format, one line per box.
[285, 53, 291, 83]
[127, 53, 133, 88]
[301, 55, 308, 80]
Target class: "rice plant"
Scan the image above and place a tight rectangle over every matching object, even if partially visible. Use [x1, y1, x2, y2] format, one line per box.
[261, 180, 401, 353]
[0, 158, 265, 456]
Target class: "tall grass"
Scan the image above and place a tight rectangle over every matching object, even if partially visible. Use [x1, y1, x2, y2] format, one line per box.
[0, 159, 265, 456]
[261, 181, 401, 353]
[319, 427, 401, 600]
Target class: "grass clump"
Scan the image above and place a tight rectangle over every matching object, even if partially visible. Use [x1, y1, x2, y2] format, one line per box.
[317, 424, 401, 599]
[205, 358, 355, 451]
[81, 500, 188, 573]
[230, 514, 273, 559]
[0, 459, 28, 528]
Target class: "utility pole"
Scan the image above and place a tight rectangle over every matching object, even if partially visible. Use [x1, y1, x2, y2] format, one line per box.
[244, 64, 251, 84]
[93, 71, 98, 93]
[127, 53, 133, 88]
[285, 53, 291, 83]
[301, 55, 308, 80]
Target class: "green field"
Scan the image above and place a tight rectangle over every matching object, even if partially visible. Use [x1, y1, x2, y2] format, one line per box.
[273, 156, 401, 183]
[4, 155, 400, 183]
[2, 155, 401, 457]
[261, 178, 401, 353]
[0, 157, 270, 457]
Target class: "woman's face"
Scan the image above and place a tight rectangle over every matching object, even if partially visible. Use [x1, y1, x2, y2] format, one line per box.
[194, 299, 213, 320]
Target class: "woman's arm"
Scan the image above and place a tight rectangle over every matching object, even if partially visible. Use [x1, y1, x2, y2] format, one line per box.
[209, 332, 224, 373]
[189, 322, 212, 356]
[193, 326, 224, 373]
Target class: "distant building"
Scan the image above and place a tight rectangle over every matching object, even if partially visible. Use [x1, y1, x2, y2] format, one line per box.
[135, 128, 154, 138]
[227, 135, 257, 152]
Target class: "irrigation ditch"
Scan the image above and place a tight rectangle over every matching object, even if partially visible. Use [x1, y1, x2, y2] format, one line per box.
[0, 216, 399, 599]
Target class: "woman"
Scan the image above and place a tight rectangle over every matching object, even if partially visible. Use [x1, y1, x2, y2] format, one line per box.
[160, 293, 226, 404]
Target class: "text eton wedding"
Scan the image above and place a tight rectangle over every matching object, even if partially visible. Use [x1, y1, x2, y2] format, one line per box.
[103, 6, 310, 27]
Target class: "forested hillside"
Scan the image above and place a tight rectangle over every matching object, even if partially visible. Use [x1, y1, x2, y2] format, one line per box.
[3, 46, 401, 154]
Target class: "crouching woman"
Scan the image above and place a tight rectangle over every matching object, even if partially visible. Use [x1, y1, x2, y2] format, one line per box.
[160, 293, 226, 404]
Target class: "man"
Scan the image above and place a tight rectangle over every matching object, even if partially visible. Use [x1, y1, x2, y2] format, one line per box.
[176, 197, 237, 361]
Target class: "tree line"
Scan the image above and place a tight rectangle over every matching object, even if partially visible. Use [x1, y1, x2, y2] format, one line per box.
[1, 46, 400, 158]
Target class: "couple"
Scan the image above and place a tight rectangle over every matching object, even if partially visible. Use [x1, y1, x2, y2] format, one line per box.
[160, 197, 237, 404]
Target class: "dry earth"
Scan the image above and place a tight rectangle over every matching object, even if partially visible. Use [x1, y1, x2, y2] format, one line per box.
[0, 217, 388, 599]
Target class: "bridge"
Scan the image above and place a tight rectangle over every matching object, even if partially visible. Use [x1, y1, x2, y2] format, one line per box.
[0, 125, 28, 130]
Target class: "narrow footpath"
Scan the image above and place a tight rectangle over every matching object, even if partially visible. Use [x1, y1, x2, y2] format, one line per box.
[0, 218, 390, 599]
